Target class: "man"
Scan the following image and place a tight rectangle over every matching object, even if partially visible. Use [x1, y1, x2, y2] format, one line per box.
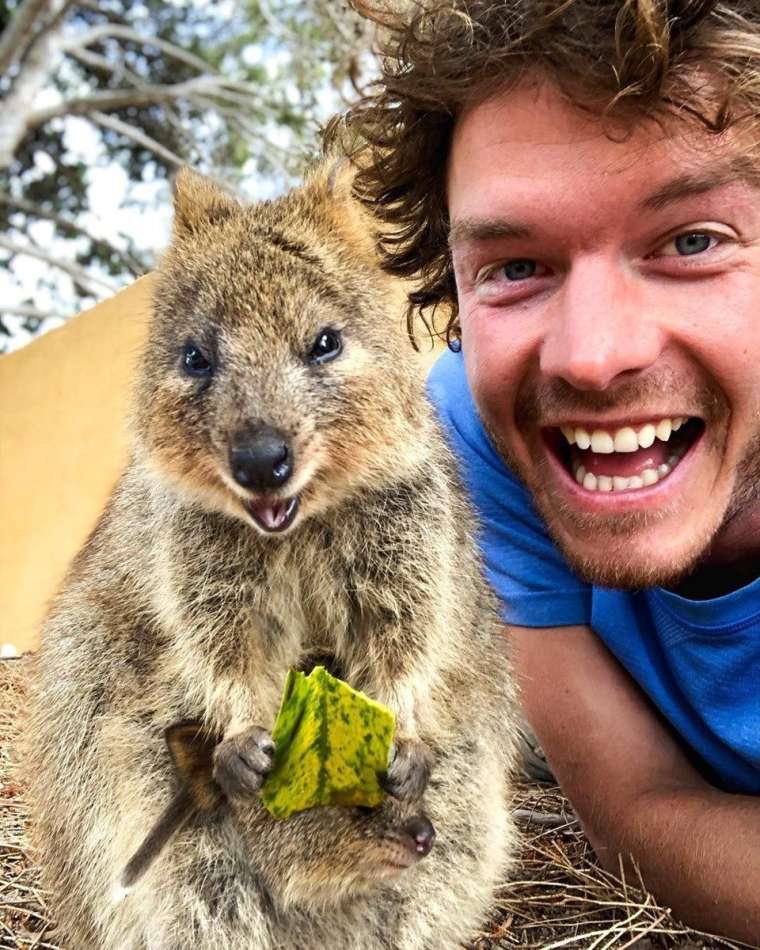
[332, 0, 760, 942]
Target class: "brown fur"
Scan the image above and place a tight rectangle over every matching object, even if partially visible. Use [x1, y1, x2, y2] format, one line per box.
[25, 163, 519, 949]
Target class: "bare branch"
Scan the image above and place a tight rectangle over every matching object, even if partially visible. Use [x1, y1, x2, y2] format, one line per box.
[89, 113, 235, 196]
[65, 44, 141, 85]
[73, 0, 128, 25]
[0, 236, 120, 295]
[0, 0, 54, 76]
[0, 4, 69, 169]
[62, 24, 216, 76]
[27, 75, 264, 129]
[88, 111, 187, 168]
[0, 191, 148, 274]
[0, 304, 63, 322]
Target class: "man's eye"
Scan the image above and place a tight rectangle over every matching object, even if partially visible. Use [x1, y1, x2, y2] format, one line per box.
[477, 258, 547, 286]
[308, 328, 342, 365]
[657, 231, 720, 257]
[181, 342, 214, 377]
[501, 259, 538, 281]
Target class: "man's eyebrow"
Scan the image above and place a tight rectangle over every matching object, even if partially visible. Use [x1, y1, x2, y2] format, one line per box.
[448, 218, 532, 248]
[641, 156, 760, 211]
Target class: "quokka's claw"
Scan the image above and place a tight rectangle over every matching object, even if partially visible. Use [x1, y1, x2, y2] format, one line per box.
[212, 725, 276, 799]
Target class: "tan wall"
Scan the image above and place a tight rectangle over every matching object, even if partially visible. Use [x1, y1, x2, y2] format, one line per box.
[0, 273, 444, 655]
[0, 276, 155, 654]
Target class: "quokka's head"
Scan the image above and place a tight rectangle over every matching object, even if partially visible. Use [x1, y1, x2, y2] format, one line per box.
[135, 163, 428, 536]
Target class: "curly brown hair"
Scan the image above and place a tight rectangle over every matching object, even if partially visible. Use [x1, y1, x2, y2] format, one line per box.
[324, 1, 760, 345]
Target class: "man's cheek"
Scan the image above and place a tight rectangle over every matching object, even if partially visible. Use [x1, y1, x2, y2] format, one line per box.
[463, 319, 533, 406]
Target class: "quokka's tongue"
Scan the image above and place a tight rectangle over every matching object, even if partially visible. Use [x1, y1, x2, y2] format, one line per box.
[250, 499, 290, 530]
[574, 442, 671, 478]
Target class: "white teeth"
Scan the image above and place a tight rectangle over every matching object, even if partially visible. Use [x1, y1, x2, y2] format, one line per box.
[613, 427, 639, 453]
[561, 416, 691, 451]
[655, 419, 672, 442]
[573, 461, 680, 493]
[568, 415, 693, 492]
[590, 430, 615, 453]
[637, 424, 656, 449]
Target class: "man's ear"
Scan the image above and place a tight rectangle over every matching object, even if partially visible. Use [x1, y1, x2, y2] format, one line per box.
[171, 168, 239, 240]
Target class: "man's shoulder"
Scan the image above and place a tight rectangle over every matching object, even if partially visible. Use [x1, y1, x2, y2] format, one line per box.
[427, 348, 486, 450]
[427, 349, 593, 625]
[427, 349, 542, 519]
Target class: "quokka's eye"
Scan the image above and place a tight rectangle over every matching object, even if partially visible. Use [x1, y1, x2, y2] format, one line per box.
[308, 328, 342, 365]
[181, 342, 214, 378]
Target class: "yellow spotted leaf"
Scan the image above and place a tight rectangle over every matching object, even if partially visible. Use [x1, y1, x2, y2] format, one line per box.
[260, 666, 395, 821]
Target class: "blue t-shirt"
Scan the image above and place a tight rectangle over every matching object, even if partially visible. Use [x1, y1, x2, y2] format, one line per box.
[429, 348, 760, 795]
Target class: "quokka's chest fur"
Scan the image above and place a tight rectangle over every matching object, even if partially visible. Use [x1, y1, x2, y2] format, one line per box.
[117, 447, 463, 726]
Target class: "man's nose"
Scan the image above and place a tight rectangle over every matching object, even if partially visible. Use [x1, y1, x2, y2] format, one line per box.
[229, 425, 293, 492]
[539, 257, 665, 391]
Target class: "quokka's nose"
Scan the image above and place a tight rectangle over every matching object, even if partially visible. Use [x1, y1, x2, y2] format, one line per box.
[401, 816, 436, 858]
[229, 427, 293, 492]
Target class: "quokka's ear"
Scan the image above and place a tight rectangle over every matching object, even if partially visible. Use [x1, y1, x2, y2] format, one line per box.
[171, 168, 240, 240]
[324, 156, 355, 202]
[310, 157, 380, 267]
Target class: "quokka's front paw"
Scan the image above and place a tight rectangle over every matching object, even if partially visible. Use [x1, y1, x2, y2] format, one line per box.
[212, 725, 275, 799]
[382, 738, 434, 802]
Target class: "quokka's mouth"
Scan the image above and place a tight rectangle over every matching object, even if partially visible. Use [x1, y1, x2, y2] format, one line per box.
[244, 495, 300, 533]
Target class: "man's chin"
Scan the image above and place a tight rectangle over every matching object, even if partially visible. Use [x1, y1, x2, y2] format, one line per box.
[533, 500, 715, 590]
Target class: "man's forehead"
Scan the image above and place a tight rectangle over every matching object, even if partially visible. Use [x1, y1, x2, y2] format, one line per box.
[448, 82, 760, 228]
[448, 153, 760, 247]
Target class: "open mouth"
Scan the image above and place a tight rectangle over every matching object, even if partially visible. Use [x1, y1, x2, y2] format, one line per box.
[243, 495, 300, 533]
[545, 415, 705, 493]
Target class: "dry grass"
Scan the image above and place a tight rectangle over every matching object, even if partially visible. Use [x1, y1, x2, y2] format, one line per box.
[0, 658, 753, 950]
[0, 657, 59, 949]
[473, 784, 752, 950]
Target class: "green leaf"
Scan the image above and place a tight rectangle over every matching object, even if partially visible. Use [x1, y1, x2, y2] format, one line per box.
[260, 666, 395, 821]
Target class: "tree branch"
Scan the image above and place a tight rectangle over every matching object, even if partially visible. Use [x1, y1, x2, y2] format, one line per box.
[0, 2, 69, 169]
[0, 304, 62, 322]
[0, 235, 120, 295]
[62, 24, 216, 76]
[27, 75, 263, 128]
[65, 44, 143, 88]
[0, 191, 147, 274]
[88, 111, 187, 168]
[0, 0, 53, 77]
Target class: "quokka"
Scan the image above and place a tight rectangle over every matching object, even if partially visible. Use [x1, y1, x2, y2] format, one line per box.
[26, 162, 519, 949]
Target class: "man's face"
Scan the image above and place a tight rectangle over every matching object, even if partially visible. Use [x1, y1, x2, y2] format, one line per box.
[448, 81, 760, 588]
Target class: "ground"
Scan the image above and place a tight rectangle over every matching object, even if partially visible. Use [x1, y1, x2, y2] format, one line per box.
[0, 658, 750, 950]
